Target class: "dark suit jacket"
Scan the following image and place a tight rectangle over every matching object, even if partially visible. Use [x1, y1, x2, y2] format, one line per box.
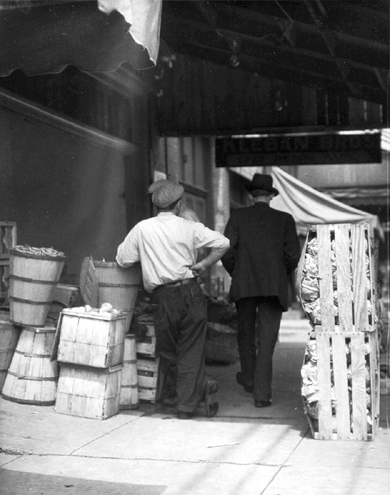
[222, 202, 301, 311]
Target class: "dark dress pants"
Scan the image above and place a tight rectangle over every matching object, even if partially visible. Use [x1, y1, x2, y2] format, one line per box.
[152, 281, 207, 413]
[236, 296, 282, 401]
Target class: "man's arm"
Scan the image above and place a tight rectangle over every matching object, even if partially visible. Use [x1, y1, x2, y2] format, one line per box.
[191, 245, 229, 277]
[221, 213, 238, 276]
[116, 227, 140, 268]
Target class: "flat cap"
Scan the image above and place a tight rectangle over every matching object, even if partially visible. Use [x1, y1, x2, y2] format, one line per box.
[147, 179, 170, 194]
[151, 181, 184, 208]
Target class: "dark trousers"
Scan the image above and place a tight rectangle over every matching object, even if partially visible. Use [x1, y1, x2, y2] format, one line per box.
[235, 296, 282, 401]
[152, 281, 207, 413]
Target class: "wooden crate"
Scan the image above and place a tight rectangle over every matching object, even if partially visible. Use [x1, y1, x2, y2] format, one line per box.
[55, 364, 122, 420]
[52, 284, 80, 307]
[136, 323, 156, 357]
[298, 223, 377, 332]
[302, 330, 380, 440]
[57, 310, 127, 368]
[0, 222, 17, 303]
[137, 357, 161, 403]
[136, 336, 157, 357]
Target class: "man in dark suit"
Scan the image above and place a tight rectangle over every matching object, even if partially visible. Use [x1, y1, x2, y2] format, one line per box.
[222, 173, 301, 408]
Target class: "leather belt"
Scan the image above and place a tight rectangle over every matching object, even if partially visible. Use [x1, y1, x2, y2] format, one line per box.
[160, 278, 196, 288]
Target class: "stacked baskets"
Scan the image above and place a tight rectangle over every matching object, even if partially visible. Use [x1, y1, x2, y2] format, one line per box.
[1, 245, 65, 404]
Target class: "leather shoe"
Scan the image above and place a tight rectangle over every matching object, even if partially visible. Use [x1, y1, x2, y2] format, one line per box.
[254, 399, 272, 408]
[177, 411, 193, 420]
[236, 372, 254, 394]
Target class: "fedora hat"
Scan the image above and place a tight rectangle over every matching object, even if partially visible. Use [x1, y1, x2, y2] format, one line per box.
[151, 181, 184, 208]
[245, 173, 279, 196]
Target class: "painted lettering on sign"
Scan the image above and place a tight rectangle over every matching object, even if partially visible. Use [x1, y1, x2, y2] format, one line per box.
[215, 133, 381, 166]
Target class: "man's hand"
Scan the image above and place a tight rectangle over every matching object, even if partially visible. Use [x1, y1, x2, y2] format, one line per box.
[190, 246, 229, 277]
[190, 260, 207, 277]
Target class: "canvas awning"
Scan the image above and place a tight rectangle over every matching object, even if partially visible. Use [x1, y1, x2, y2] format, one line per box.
[229, 166, 384, 241]
[0, 0, 162, 76]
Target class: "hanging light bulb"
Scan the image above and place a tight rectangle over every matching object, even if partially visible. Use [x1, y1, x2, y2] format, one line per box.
[228, 36, 241, 68]
[230, 53, 240, 67]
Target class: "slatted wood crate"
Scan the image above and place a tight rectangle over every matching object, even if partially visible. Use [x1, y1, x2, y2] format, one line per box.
[55, 364, 122, 420]
[0, 222, 17, 304]
[136, 323, 156, 358]
[302, 330, 380, 440]
[57, 310, 127, 368]
[137, 357, 161, 403]
[298, 223, 377, 332]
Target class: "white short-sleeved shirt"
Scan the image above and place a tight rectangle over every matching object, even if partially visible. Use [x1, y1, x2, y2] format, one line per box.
[116, 212, 229, 292]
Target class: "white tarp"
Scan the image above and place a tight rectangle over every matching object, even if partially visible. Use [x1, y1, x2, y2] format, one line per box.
[98, 0, 162, 65]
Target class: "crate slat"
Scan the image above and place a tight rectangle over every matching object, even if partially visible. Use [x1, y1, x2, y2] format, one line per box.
[351, 225, 369, 331]
[350, 333, 368, 440]
[316, 332, 333, 438]
[317, 224, 335, 331]
[368, 331, 380, 437]
[136, 337, 156, 357]
[332, 333, 351, 438]
[334, 225, 353, 331]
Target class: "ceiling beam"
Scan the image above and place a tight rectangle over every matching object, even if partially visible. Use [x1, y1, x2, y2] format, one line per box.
[303, 0, 358, 97]
[219, 2, 389, 53]
[162, 15, 385, 90]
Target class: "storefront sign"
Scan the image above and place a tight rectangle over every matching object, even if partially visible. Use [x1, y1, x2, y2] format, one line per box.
[215, 132, 382, 167]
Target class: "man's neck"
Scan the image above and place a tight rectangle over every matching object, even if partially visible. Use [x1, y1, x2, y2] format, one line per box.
[253, 197, 271, 205]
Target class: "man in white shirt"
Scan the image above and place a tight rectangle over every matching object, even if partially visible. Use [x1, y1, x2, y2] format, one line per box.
[117, 181, 229, 419]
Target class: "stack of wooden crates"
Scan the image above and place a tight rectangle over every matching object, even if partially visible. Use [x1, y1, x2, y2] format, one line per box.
[55, 309, 127, 419]
[298, 223, 380, 440]
[126, 314, 162, 405]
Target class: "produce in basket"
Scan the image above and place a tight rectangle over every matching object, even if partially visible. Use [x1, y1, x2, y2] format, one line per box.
[12, 244, 65, 258]
[68, 302, 122, 317]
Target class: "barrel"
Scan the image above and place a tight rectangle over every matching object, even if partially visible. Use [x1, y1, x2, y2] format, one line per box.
[9, 249, 65, 326]
[120, 334, 139, 410]
[0, 311, 21, 392]
[1, 325, 58, 405]
[94, 261, 141, 332]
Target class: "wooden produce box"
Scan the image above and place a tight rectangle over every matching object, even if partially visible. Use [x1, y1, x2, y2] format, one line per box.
[302, 330, 380, 440]
[55, 364, 122, 420]
[136, 323, 156, 358]
[298, 223, 377, 332]
[136, 336, 157, 358]
[137, 357, 161, 403]
[53, 284, 80, 307]
[57, 310, 127, 368]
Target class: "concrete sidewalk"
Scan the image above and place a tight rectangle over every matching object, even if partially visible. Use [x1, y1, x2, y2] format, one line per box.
[1, 320, 389, 495]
